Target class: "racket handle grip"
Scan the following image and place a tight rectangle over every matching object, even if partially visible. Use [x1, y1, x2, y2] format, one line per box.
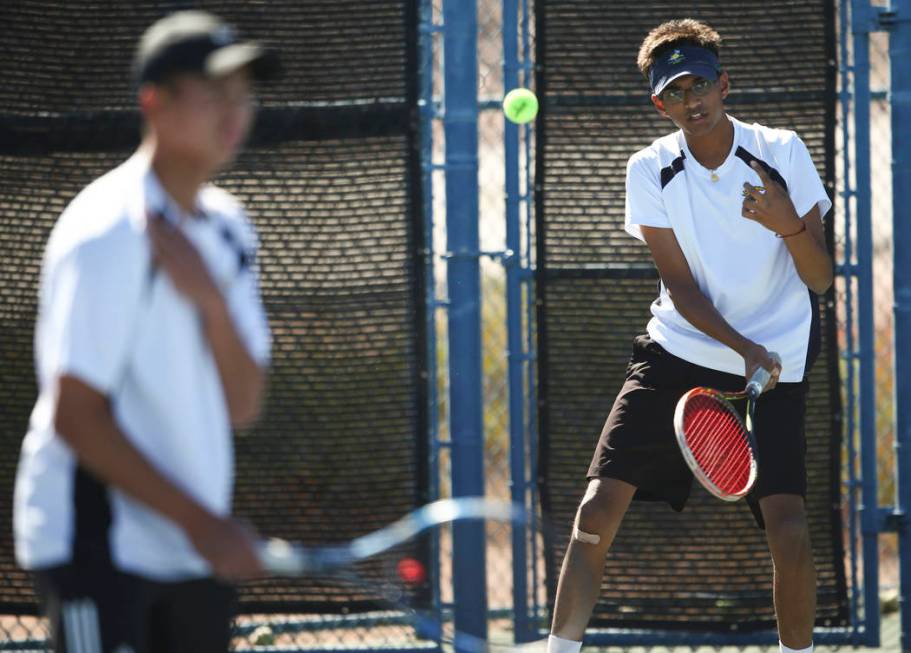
[746, 352, 781, 399]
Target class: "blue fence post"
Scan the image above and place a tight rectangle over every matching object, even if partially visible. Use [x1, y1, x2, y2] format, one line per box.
[418, 0, 444, 640]
[502, 0, 533, 643]
[519, 0, 541, 629]
[443, 0, 488, 647]
[839, 0, 863, 639]
[851, 0, 882, 644]
[889, 1, 911, 648]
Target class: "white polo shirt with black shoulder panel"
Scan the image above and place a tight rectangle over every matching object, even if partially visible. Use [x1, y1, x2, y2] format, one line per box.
[14, 150, 271, 581]
[624, 116, 831, 383]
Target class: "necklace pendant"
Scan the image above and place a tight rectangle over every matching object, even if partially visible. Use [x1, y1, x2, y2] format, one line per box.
[710, 172, 720, 182]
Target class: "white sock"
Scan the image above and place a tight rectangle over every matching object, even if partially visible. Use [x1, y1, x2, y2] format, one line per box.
[547, 634, 582, 653]
[779, 641, 813, 653]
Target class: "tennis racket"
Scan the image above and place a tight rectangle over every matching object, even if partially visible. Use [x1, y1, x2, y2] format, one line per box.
[673, 353, 781, 501]
[258, 497, 525, 574]
[256, 498, 547, 653]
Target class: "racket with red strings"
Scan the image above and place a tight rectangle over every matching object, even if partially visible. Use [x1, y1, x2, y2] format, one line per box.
[673, 353, 781, 501]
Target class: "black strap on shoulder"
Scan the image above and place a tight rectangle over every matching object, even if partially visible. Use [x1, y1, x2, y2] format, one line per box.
[659, 152, 686, 189]
[735, 146, 788, 191]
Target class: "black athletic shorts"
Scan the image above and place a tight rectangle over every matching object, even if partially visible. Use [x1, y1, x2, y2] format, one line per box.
[587, 334, 808, 528]
[33, 553, 237, 653]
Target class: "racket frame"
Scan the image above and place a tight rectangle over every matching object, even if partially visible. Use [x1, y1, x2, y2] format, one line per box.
[673, 386, 760, 501]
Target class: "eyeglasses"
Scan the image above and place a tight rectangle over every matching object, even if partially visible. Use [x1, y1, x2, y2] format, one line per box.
[660, 77, 716, 105]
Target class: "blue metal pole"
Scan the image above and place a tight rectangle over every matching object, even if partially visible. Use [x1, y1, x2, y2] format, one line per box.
[519, 0, 541, 627]
[888, 2, 911, 648]
[419, 0, 444, 639]
[443, 0, 488, 647]
[851, 0, 881, 644]
[502, 0, 532, 642]
[839, 0, 862, 636]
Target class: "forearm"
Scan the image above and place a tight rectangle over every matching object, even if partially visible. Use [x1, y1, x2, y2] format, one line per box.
[201, 293, 265, 427]
[55, 382, 215, 538]
[667, 285, 754, 357]
[782, 227, 833, 294]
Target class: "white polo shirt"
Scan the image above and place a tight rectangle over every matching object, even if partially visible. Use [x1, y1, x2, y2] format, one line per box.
[625, 116, 831, 382]
[14, 150, 271, 580]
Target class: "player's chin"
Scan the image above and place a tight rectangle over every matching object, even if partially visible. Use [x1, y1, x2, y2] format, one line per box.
[212, 143, 243, 169]
[680, 117, 715, 136]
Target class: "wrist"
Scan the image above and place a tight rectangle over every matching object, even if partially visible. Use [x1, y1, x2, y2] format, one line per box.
[776, 221, 807, 238]
[732, 338, 757, 359]
[774, 211, 804, 238]
[181, 502, 219, 542]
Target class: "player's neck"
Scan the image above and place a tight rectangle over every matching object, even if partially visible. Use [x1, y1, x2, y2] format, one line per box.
[142, 139, 211, 215]
[682, 114, 734, 171]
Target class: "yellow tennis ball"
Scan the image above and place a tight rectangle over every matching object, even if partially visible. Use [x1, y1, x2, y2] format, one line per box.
[502, 88, 538, 124]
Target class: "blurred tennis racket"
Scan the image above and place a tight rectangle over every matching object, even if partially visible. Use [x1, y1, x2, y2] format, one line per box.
[257, 497, 547, 653]
[673, 353, 781, 501]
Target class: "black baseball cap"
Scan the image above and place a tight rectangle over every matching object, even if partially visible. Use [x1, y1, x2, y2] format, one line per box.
[134, 10, 280, 85]
[649, 44, 721, 97]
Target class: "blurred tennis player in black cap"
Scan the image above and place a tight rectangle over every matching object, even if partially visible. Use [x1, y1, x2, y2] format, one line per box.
[14, 10, 278, 652]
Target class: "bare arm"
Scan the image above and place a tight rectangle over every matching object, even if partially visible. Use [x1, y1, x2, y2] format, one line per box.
[148, 215, 265, 426]
[640, 225, 781, 387]
[54, 374, 261, 579]
[742, 160, 833, 294]
[199, 293, 265, 427]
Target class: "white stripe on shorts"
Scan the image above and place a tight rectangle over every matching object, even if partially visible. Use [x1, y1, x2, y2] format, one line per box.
[81, 600, 102, 653]
[62, 599, 101, 653]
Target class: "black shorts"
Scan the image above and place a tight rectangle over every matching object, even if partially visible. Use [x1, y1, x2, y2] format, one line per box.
[33, 555, 236, 653]
[587, 334, 808, 528]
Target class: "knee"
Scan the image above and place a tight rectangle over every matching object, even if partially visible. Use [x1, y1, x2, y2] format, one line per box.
[576, 496, 609, 536]
[766, 514, 813, 568]
[575, 481, 624, 538]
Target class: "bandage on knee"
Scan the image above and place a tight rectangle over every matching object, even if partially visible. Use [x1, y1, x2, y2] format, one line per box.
[572, 527, 600, 545]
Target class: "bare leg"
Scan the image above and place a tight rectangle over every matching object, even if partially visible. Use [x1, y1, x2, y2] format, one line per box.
[760, 494, 816, 649]
[549, 477, 637, 641]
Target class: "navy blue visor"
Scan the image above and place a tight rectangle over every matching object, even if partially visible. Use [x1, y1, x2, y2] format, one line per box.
[649, 44, 721, 97]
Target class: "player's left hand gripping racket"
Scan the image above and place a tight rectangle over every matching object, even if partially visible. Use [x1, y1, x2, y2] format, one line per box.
[673, 353, 781, 501]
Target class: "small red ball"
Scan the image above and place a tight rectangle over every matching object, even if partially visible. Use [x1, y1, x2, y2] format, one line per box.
[396, 557, 426, 584]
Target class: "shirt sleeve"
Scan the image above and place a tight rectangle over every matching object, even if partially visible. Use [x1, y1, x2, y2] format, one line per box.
[224, 221, 271, 367]
[625, 154, 671, 241]
[787, 135, 832, 221]
[44, 238, 145, 395]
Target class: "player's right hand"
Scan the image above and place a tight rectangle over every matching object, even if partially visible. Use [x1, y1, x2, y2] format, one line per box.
[147, 212, 222, 315]
[189, 514, 264, 581]
[742, 342, 781, 393]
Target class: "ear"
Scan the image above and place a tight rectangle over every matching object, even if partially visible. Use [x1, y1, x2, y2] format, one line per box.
[650, 94, 668, 118]
[138, 83, 160, 117]
[718, 71, 730, 100]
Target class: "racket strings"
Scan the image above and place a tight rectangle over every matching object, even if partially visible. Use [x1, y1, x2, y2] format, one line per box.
[683, 394, 752, 495]
[692, 412, 744, 481]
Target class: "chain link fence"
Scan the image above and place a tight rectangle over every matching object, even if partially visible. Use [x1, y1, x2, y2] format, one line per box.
[424, 0, 539, 631]
[867, 26, 899, 595]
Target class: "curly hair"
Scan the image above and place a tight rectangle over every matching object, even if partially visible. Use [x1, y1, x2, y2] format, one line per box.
[636, 19, 722, 79]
